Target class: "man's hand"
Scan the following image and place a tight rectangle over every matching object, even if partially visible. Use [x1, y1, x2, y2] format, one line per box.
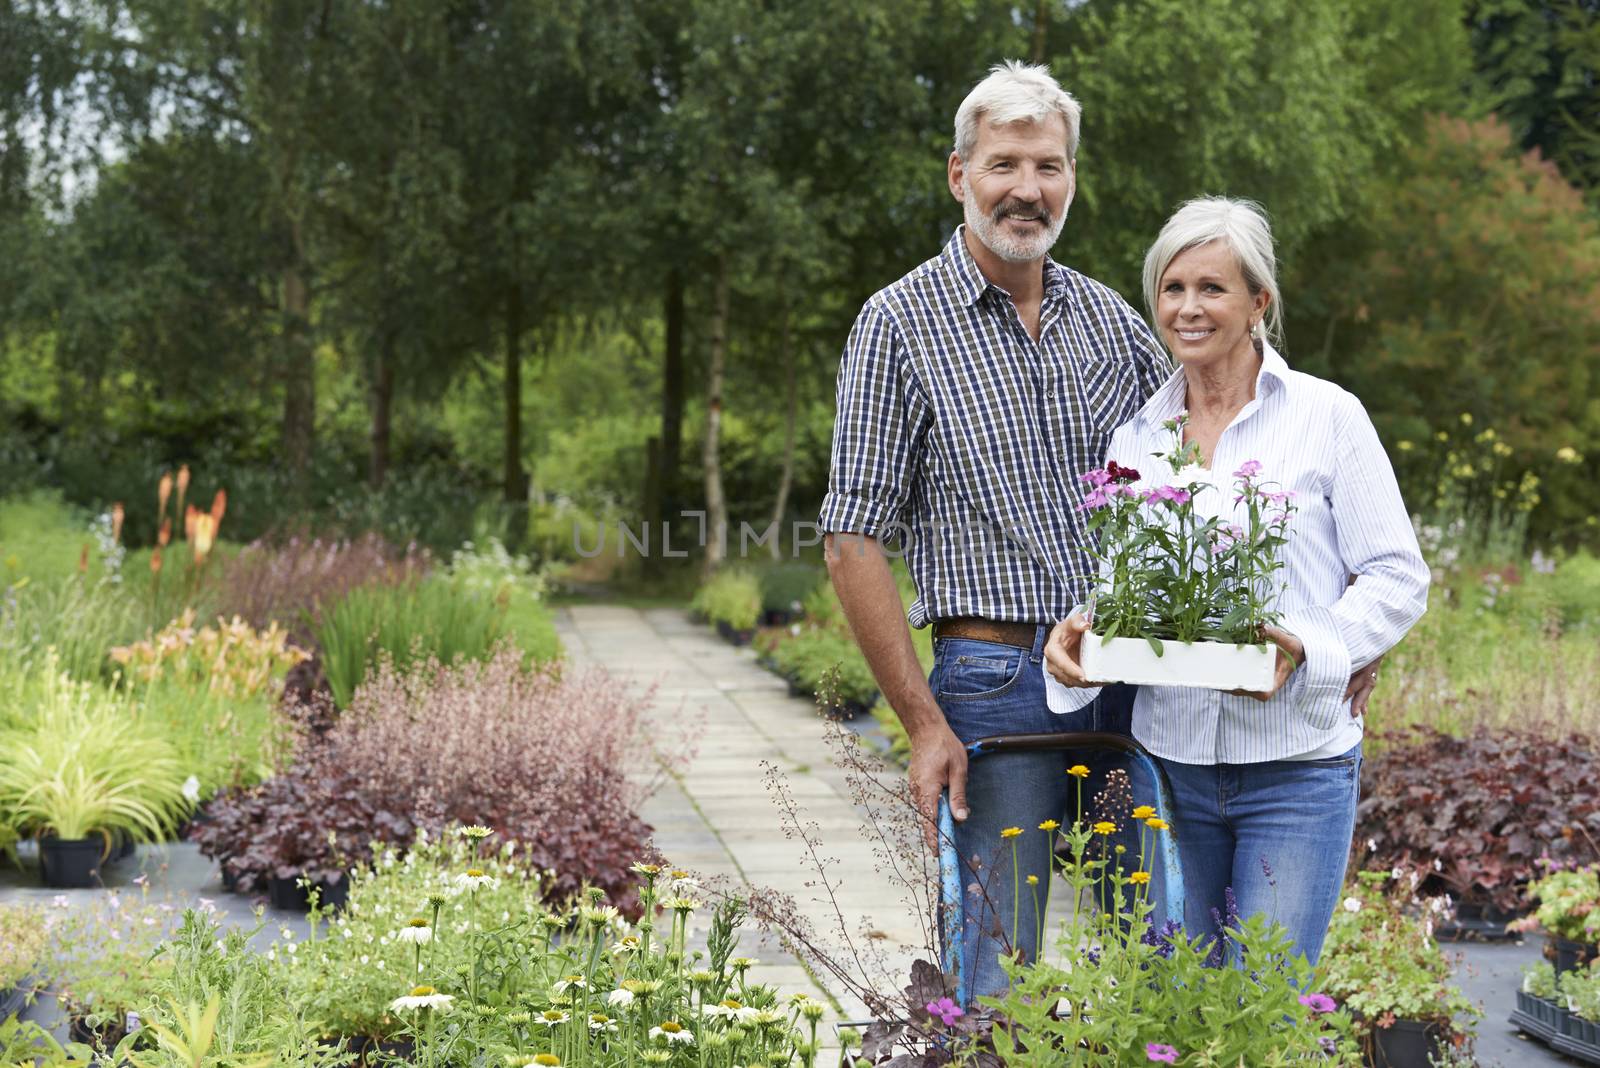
[1344, 653, 1384, 718]
[1232, 625, 1306, 701]
[908, 722, 969, 850]
[1044, 614, 1097, 687]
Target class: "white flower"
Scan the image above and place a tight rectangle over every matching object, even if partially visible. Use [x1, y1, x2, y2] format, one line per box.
[535, 1010, 570, 1027]
[391, 986, 454, 1013]
[396, 923, 433, 946]
[454, 868, 498, 892]
[181, 775, 202, 803]
[1342, 898, 1362, 914]
[607, 988, 635, 1009]
[703, 999, 761, 1022]
[552, 975, 587, 994]
[650, 1022, 694, 1044]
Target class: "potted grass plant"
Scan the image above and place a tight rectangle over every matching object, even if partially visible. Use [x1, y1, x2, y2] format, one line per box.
[0, 668, 189, 887]
[1319, 871, 1479, 1066]
[1078, 415, 1292, 690]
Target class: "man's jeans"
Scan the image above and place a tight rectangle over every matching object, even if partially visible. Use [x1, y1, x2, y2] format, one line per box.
[1155, 743, 1362, 968]
[931, 625, 1148, 1003]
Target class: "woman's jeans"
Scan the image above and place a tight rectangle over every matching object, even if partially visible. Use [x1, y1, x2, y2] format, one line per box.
[1155, 743, 1362, 969]
[931, 626, 1149, 1003]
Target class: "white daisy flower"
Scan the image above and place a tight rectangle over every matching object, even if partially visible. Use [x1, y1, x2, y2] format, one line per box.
[650, 1021, 694, 1044]
[454, 868, 498, 892]
[391, 986, 454, 1012]
[396, 920, 433, 945]
[606, 988, 635, 1009]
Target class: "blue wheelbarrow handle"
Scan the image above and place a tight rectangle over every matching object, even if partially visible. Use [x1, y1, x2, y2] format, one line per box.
[936, 731, 1187, 1002]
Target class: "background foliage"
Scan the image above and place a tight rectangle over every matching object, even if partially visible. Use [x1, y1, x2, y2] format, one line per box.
[1, 0, 1596, 562]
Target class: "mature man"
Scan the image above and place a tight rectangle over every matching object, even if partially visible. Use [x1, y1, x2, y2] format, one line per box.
[818, 61, 1170, 1001]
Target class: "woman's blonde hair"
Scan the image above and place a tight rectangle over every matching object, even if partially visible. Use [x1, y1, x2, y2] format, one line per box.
[1142, 197, 1282, 347]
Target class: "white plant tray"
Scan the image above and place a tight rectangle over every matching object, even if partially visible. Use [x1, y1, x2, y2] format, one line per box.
[1080, 630, 1275, 691]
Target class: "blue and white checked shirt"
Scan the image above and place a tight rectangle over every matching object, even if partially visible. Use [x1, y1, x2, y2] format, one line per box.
[820, 228, 1172, 627]
[1044, 343, 1431, 764]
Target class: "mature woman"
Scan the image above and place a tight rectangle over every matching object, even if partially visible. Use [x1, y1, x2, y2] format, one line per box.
[1043, 196, 1429, 965]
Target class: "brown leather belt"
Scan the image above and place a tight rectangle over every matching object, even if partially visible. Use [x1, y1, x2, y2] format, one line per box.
[931, 617, 1039, 650]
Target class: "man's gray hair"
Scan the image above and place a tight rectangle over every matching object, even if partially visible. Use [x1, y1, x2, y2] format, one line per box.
[953, 60, 1082, 162]
[1142, 197, 1284, 346]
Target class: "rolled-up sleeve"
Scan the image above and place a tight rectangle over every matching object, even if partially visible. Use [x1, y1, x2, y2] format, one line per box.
[818, 302, 927, 539]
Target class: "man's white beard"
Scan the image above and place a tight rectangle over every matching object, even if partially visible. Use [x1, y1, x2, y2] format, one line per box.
[962, 174, 1066, 264]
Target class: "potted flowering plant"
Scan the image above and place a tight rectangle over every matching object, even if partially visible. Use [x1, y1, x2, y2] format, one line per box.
[1077, 415, 1293, 690]
[1515, 864, 1600, 975]
[1318, 871, 1479, 1066]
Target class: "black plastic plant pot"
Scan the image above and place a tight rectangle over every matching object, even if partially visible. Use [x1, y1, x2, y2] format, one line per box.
[39, 836, 108, 888]
[1367, 1018, 1445, 1067]
[1436, 899, 1524, 942]
[268, 873, 349, 912]
[1554, 936, 1600, 975]
[716, 621, 755, 646]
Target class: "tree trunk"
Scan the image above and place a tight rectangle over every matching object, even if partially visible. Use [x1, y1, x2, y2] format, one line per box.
[281, 216, 315, 480]
[767, 309, 797, 560]
[660, 267, 687, 521]
[368, 329, 396, 489]
[504, 280, 526, 503]
[1030, 0, 1050, 62]
[701, 256, 731, 575]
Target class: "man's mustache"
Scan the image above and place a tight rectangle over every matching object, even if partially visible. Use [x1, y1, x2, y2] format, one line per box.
[993, 199, 1050, 225]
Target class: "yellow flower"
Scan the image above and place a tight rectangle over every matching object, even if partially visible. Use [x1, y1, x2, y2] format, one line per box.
[535, 1056, 562, 1068]
[1397, 440, 1414, 452]
[1067, 765, 1090, 779]
[1092, 821, 1116, 836]
[1038, 820, 1060, 832]
[1146, 818, 1169, 832]
[1128, 871, 1151, 885]
[1026, 875, 1039, 886]
[1435, 431, 1449, 442]
[1000, 827, 1023, 839]
[1460, 412, 1473, 426]
[1557, 446, 1583, 464]
[1131, 805, 1157, 820]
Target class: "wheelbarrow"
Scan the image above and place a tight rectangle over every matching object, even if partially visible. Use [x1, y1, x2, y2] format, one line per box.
[936, 730, 1187, 1001]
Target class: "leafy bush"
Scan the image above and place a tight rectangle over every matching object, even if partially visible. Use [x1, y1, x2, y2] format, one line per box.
[48, 884, 181, 1035]
[0, 574, 147, 683]
[691, 568, 761, 630]
[1562, 965, 1600, 1021]
[1524, 960, 1557, 999]
[1521, 865, 1600, 943]
[216, 532, 430, 639]
[756, 562, 821, 616]
[1355, 726, 1600, 911]
[0, 903, 48, 990]
[195, 651, 670, 908]
[765, 627, 878, 709]
[0, 667, 189, 842]
[1319, 871, 1478, 1037]
[0, 490, 107, 585]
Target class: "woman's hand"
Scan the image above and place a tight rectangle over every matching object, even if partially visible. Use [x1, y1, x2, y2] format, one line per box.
[1044, 614, 1098, 687]
[1231, 625, 1305, 701]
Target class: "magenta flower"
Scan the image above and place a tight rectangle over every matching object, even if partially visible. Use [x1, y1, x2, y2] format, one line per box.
[1233, 459, 1263, 479]
[1145, 1043, 1178, 1063]
[1078, 487, 1111, 511]
[1144, 486, 1191, 505]
[1299, 993, 1337, 1015]
[925, 997, 963, 1026]
[1081, 468, 1113, 488]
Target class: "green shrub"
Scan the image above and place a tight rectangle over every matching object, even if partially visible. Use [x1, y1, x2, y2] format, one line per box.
[767, 627, 878, 708]
[0, 903, 48, 990]
[0, 489, 105, 585]
[691, 568, 761, 630]
[0, 575, 147, 683]
[0, 666, 189, 843]
[756, 561, 822, 615]
[312, 576, 513, 708]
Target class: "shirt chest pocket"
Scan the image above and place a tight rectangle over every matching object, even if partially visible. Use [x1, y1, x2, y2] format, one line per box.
[1072, 357, 1137, 438]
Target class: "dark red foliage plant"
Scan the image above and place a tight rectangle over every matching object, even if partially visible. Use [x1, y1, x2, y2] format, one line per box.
[192, 649, 685, 912]
[1355, 726, 1600, 912]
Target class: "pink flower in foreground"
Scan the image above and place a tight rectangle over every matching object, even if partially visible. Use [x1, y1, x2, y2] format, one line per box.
[1234, 459, 1263, 478]
[1078, 487, 1111, 511]
[1145, 486, 1191, 506]
[1081, 468, 1113, 488]
[1299, 993, 1337, 1015]
[1145, 1043, 1178, 1063]
[925, 997, 963, 1026]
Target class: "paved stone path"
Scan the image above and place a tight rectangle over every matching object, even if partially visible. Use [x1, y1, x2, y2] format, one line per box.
[555, 604, 935, 1028]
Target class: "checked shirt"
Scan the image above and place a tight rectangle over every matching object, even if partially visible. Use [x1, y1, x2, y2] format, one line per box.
[820, 227, 1171, 628]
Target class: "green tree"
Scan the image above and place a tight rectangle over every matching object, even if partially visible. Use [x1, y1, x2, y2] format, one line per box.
[1345, 114, 1600, 538]
[1466, 0, 1600, 200]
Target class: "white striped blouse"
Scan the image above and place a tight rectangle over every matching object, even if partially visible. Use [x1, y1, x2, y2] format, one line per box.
[1044, 343, 1430, 765]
